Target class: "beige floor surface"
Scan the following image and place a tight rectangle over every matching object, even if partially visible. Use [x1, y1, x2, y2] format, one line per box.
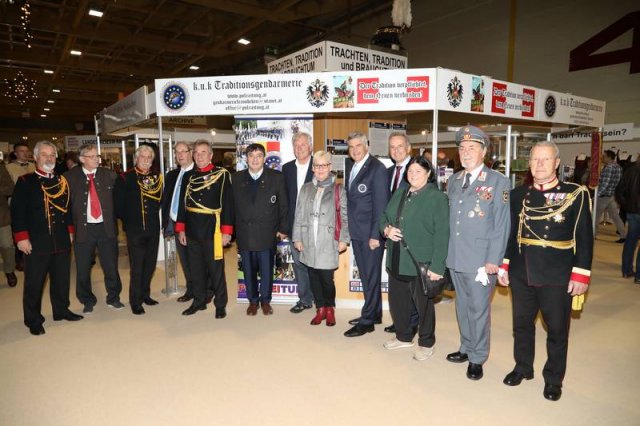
[0, 224, 639, 426]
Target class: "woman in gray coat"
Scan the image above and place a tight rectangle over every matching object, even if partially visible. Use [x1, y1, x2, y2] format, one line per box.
[293, 151, 349, 326]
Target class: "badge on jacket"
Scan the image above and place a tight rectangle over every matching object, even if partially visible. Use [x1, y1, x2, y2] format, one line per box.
[270, 195, 277, 203]
[357, 184, 367, 193]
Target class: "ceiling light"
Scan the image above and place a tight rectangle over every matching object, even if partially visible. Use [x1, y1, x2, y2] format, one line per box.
[4, 71, 38, 105]
[44, 69, 54, 74]
[52, 89, 60, 93]
[43, 108, 50, 111]
[88, 9, 103, 17]
[40, 114, 47, 118]
[189, 65, 199, 70]
[70, 50, 82, 56]
[238, 38, 251, 45]
[47, 100, 55, 104]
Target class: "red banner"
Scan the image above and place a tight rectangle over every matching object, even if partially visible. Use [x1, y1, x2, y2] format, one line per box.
[589, 131, 602, 189]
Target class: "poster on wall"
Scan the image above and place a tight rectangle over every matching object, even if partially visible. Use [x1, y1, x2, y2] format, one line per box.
[237, 241, 298, 304]
[349, 250, 389, 294]
[368, 122, 406, 156]
[325, 138, 348, 179]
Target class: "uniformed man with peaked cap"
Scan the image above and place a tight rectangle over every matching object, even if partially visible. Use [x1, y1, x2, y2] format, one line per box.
[446, 125, 511, 380]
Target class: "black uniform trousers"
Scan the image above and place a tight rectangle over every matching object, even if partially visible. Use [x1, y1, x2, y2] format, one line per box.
[352, 239, 384, 325]
[23, 250, 71, 328]
[510, 270, 573, 386]
[187, 237, 227, 309]
[308, 267, 336, 308]
[388, 273, 435, 348]
[126, 231, 159, 307]
[75, 223, 123, 306]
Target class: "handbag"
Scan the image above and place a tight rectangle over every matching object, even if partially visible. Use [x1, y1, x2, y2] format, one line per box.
[333, 183, 342, 241]
[400, 239, 447, 298]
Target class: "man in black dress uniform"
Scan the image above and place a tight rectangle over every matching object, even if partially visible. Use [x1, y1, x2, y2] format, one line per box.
[499, 140, 593, 401]
[65, 143, 124, 313]
[115, 145, 163, 315]
[161, 141, 195, 303]
[11, 140, 83, 335]
[233, 143, 288, 316]
[176, 141, 233, 318]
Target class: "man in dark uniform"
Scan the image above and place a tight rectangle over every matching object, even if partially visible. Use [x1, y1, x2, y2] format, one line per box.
[161, 141, 195, 303]
[11, 140, 83, 335]
[499, 140, 593, 401]
[282, 132, 314, 314]
[344, 132, 390, 337]
[176, 140, 233, 318]
[233, 143, 288, 316]
[65, 143, 124, 313]
[115, 145, 163, 315]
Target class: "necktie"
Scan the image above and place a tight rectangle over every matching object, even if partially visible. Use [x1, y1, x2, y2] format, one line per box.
[349, 163, 359, 188]
[88, 173, 102, 219]
[462, 172, 471, 191]
[170, 169, 185, 220]
[393, 165, 402, 192]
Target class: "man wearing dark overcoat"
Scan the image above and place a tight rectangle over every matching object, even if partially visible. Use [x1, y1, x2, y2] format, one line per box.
[233, 143, 288, 316]
[12, 140, 83, 335]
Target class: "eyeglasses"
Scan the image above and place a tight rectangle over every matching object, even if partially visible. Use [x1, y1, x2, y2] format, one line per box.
[175, 150, 191, 154]
[81, 155, 101, 160]
[313, 163, 330, 169]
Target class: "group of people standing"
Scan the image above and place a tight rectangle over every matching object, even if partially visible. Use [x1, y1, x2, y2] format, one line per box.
[11, 124, 596, 402]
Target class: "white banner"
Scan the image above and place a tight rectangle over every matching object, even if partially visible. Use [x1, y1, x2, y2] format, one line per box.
[552, 123, 634, 143]
[155, 68, 435, 117]
[100, 86, 148, 134]
[267, 41, 408, 74]
[65, 135, 122, 151]
[537, 90, 606, 128]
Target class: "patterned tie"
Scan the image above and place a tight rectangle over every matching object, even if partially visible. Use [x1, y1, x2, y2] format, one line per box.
[88, 173, 102, 219]
[462, 172, 471, 191]
[393, 165, 402, 192]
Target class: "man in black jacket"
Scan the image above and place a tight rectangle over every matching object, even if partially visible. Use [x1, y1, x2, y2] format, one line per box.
[233, 143, 288, 316]
[161, 141, 195, 303]
[282, 132, 314, 314]
[176, 141, 233, 318]
[65, 143, 124, 313]
[115, 145, 163, 315]
[11, 140, 83, 335]
[617, 159, 640, 283]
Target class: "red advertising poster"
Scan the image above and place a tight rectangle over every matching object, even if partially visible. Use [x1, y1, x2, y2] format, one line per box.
[589, 131, 602, 189]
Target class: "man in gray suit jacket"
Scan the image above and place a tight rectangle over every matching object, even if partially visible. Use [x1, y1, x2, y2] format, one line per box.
[64, 143, 124, 313]
[446, 126, 510, 380]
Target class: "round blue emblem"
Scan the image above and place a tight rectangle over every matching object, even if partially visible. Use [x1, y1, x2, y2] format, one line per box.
[163, 84, 187, 110]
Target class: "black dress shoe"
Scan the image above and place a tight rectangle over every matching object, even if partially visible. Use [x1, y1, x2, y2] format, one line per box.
[177, 294, 193, 303]
[344, 323, 375, 337]
[503, 370, 534, 386]
[543, 384, 562, 401]
[348, 317, 382, 326]
[466, 363, 483, 380]
[29, 325, 45, 336]
[182, 304, 207, 316]
[6, 272, 17, 287]
[446, 351, 469, 363]
[53, 311, 84, 321]
[615, 238, 626, 243]
[143, 297, 159, 306]
[384, 324, 396, 333]
[290, 302, 312, 314]
[215, 308, 227, 319]
[131, 305, 145, 315]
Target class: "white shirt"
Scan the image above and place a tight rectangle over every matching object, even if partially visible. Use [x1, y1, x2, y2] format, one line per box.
[349, 153, 370, 186]
[169, 162, 194, 222]
[390, 156, 410, 191]
[249, 168, 264, 181]
[295, 159, 310, 195]
[83, 167, 104, 223]
[464, 164, 485, 186]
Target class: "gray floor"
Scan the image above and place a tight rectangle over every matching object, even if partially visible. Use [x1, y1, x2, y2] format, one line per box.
[0, 224, 639, 425]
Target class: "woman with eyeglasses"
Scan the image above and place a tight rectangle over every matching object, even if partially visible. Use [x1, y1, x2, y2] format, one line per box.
[379, 156, 449, 361]
[292, 151, 349, 326]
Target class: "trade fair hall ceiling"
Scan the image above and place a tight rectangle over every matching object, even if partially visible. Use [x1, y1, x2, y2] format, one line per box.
[0, 0, 392, 128]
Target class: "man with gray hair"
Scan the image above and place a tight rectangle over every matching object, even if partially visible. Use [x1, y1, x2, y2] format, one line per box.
[11, 140, 83, 335]
[65, 143, 124, 313]
[115, 144, 163, 315]
[282, 132, 314, 314]
[344, 131, 390, 337]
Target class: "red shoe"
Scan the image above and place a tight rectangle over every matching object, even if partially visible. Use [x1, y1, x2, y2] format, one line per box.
[310, 307, 326, 325]
[325, 307, 336, 327]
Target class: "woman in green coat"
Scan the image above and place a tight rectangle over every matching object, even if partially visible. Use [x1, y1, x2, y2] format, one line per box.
[380, 156, 449, 361]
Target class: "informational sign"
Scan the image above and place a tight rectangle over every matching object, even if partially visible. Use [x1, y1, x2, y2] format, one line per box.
[435, 68, 606, 127]
[349, 251, 388, 294]
[368, 122, 406, 157]
[552, 123, 634, 143]
[100, 86, 148, 134]
[267, 40, 408, 74]
[155, 68, 435, 117]
[64, 135, 122, 151]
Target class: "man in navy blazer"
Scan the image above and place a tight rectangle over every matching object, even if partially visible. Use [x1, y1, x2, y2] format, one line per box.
[282, 132, 314, 314]
[344, 132, 390, 337]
